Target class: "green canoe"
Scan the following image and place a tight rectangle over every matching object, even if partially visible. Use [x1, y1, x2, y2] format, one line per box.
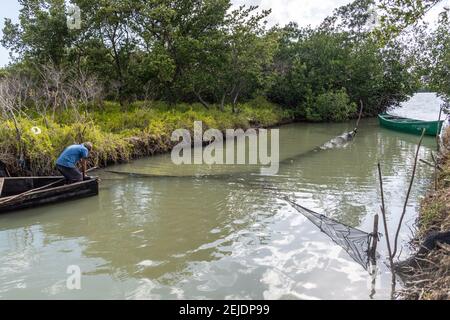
[378, 114, 443, 136]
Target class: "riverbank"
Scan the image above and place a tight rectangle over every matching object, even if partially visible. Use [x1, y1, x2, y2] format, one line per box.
[0, 98, 291, 177]
[399, 127, 450, 300]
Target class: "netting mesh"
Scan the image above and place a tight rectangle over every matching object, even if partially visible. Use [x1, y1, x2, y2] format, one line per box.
[285, 198, 372, 270]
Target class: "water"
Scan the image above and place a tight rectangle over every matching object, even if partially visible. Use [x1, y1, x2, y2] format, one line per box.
[0, 94, 440, 300]
[390, 92, 444, 121]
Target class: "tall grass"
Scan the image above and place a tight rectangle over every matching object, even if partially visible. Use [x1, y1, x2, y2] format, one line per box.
[0, 97, 289, 176]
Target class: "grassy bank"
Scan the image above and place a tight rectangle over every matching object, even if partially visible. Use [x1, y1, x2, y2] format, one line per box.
[0, 98, 291, 176]
[399, 127, 450, 300]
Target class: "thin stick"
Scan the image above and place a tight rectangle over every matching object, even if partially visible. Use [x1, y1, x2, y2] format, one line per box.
[430, 151, 437, 165]
[435, 159, 439, 191]
[392, 128, 426, 259]
[355, 100, 364, 130]
[419, 159, 442, 171]
[378, 163, 394, 271]
[86, 166, 99, 173]
[436, 105, 443, 152]
[435, 106, 443, 191]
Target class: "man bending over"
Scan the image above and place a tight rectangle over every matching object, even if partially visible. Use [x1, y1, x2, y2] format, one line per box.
[56, 142, 93, 183]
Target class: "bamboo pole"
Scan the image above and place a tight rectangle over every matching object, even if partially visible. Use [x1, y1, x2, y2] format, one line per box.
[435, 157, 439, 192]
[355, 100, 364, 130]
[378, 163, 397, 297]
[377, 163, 394, 271]
[435, 106, 443, 191]
[392, 128, 426, 259]
[436, 105, 443, 152]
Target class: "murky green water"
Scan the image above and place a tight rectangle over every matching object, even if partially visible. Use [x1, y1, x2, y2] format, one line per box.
[0, 97, 439, 300]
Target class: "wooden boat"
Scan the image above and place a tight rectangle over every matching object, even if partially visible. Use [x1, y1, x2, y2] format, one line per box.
[0, 176, 99, 214]
[378, 114, 444, 136]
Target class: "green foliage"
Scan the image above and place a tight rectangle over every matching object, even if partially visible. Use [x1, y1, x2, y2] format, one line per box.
[376, 0, 444, 43]
[2, 0, 424, 114]
[427, 11, 450, 98]
[0, 117, 133, 175]
[306, 89, 357, 122]
[269, 23, 417, 116]
[1, 0, 71, 65]
[420, 198, 446, 232]
[0, 100, 287, 175]
[0, 0, 441, 176]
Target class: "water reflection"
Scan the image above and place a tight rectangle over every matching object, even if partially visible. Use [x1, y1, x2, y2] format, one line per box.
[0, 116, 437, 299]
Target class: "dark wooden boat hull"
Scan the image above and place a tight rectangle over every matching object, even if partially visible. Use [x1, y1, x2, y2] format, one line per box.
[0, 177, 99, 214]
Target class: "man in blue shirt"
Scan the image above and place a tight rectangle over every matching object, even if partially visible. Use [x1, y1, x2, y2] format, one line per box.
[56, 142, 93, 183]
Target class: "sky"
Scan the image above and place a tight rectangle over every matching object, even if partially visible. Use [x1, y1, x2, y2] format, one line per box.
[0, 0, 448, 67]
[0, 1, 21, 67]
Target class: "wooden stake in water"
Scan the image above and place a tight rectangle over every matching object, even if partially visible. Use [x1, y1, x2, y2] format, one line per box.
[377, 163, 394, 271]
[392, 128, 426, 259]
[370, 214, 379, 262]
[435, 106, 444, 191]
[436, 105, 443, 152]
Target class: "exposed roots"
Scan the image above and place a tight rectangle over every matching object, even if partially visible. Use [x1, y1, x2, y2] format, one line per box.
[398, 149, 450, 300]
[397, 244, 450, 300]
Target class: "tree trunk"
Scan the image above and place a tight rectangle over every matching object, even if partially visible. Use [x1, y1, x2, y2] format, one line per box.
[194, 90, 210, 110]
[232, 89, 240, 114]
[220, 94, 226, 111]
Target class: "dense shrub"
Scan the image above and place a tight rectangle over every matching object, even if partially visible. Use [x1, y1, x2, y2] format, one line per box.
[306, 89, 357, 122]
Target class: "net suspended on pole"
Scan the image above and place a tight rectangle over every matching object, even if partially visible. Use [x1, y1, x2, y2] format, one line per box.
[284, 197, 374, 270]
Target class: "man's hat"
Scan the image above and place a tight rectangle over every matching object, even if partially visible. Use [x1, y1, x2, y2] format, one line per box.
[83, 142, 93, 151]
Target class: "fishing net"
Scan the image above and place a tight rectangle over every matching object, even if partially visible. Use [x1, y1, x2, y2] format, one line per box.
[285, 198, 373, 270]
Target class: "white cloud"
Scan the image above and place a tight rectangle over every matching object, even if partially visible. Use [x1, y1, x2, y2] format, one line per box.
[231, 0, 450, 28]
[231, 0, 353, 27]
